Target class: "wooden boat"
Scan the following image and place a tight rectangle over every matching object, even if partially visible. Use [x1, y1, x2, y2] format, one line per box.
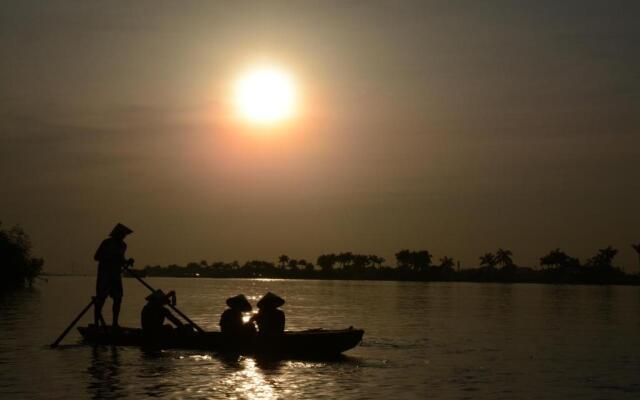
[78, 325, 364, 358]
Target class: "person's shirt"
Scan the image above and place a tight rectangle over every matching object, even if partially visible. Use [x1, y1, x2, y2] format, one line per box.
[141, 302, 165, 332]
[94, 237, 127, 272]
[253, 308, 285, 336]
[219, 308, 244, 334]
[141, 302, 182, 332]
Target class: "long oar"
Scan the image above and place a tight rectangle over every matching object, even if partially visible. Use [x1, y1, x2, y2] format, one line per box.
[124, 266, 205, 333]
[51, 297, 96, 348]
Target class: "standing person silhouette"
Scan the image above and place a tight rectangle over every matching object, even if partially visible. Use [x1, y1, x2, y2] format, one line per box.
[94, 223, 134, 328]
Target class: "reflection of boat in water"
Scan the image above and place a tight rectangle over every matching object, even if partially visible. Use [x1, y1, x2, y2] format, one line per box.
[78, 325, 364, 358]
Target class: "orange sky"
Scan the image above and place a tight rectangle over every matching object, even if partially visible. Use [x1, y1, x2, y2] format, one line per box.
[1, 1, 639, 273]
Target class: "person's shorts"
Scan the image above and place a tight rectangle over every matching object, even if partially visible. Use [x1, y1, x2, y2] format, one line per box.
[96, 268, 123, 299]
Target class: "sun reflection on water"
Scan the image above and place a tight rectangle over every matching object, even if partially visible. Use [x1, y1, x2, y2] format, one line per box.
[220, 357, 278, 400]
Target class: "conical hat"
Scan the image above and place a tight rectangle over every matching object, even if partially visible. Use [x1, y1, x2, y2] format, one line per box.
[226, 294, 252, 312]
[110, 223, 133, 237]
[257, 292, 285, 309]
[145, 289, 168, 304]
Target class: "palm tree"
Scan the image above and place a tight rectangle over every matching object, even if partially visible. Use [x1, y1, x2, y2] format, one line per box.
[479, 252, 497, 268]
[439, 256, 455, 270]
[495, 248, 514, 268]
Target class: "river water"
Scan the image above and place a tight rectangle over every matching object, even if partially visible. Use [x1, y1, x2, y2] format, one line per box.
[1, 277, 639, 399]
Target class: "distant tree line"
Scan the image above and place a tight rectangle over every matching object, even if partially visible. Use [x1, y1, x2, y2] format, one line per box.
[140, 245, 640, 285]
[0, 223, 44, 290]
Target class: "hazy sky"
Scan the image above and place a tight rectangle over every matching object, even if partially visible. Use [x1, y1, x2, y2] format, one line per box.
[2, 1, 639, 273]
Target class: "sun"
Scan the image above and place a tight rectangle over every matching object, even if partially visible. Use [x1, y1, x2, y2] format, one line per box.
[234, 66, 297, 125]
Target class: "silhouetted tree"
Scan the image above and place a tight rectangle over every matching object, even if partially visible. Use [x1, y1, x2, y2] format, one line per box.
[303, 260, 315, 272]
[286, 258, 299, 271]
[278, 255, 289, 269]
[495, 248, 514, 268]
[244, 260, 276, 275]
[185, 262, 202, 276]
[586, 246, 618, 269]
[479, 253, 497, 268]
[413, 250, 432, 272]
[369, 255, 385, 269]
[351, 254, 370, 273]
[540, 249, 569, 269]
[439, 256, 455, 269]
[395, 249, 412, 270]
[0, 223, 44, 289]
[395, 249, 431, 271]
[336, 252, 353, 270]
[316, 254, 336, 273]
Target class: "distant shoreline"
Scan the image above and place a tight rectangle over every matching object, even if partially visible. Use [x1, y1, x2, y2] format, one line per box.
[137, 275, 640, 286]
[41, 261, 640, 286]
[131, 248, 640, 286]
[133, 268, 640, 286]
[41, 272, 640, 286]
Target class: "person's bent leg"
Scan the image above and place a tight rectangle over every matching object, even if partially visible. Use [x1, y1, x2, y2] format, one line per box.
[112, 297, 122, 327]
[94, 296, 106, 326]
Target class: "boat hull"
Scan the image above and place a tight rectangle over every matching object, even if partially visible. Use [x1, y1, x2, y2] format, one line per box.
[77, 326, 364, 358]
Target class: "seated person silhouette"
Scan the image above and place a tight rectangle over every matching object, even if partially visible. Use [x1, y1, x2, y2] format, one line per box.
[141, 290, 183, 337]
[219, 294, 256, 337]
[250, 292, 285, 336]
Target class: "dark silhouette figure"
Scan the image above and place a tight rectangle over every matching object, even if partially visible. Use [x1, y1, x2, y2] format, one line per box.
[94, 223, 134, 328]
[141, 290, 183, 336]
[251, 292, 285, 336]
[219, 294, 256, 337]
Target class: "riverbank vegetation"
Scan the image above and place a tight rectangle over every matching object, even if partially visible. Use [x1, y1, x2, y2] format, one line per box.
[141, 246, 640, 285]
[0, 223, 44, 289]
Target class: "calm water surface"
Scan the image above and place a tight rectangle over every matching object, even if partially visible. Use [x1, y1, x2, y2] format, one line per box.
[1, 277, 639, 399]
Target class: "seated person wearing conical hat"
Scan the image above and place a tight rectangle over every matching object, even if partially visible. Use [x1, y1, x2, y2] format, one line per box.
[220, 294, 256, 337]
[141, 290, 183, 336]
[250, 292, 285, 336]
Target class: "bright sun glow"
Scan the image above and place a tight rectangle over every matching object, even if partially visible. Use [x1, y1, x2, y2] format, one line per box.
[234, 66, 296, 124]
